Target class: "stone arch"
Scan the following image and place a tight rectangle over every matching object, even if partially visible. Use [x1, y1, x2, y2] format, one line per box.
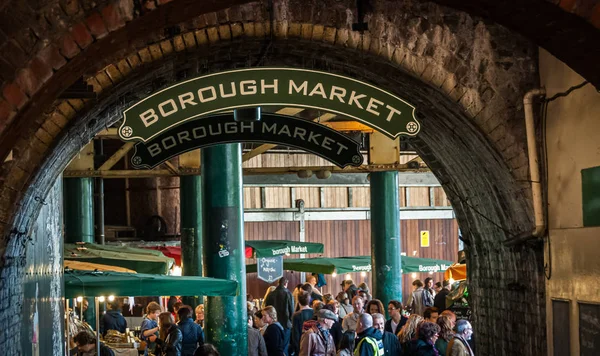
[0, 2, 546, 355]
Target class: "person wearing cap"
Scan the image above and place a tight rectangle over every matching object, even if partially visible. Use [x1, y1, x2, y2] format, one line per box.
[299, 309, 337, 356]
[342, 280, 359, 301]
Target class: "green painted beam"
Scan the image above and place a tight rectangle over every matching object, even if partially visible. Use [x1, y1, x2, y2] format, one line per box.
[202, 144, 247, 355]
[370, 171, 402, 317]
[64, 178, 94, 243]
[181, 175, 203, 307]
[63, 177, 95, 326]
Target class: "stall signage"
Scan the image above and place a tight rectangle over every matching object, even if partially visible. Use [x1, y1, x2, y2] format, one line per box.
[119, 67, 420, 142]
[257, 256, 284, 283]
[130, 113, 364, 169]
[420, 231, 430, 247]
[351, 264, 372, 272]
[418, 264, 450, 273]
[271, 245, 307, 256]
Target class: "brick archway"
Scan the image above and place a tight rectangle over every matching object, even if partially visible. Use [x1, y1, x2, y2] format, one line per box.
[0, 1, 553, 354]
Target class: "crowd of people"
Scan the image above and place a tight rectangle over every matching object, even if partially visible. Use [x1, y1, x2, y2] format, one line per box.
[71, 300, 216, 356]
[71, 275, 472, 356]
[247, 276, 474, 356]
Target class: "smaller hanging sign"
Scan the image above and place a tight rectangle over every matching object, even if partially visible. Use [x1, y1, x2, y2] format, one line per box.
[257, 256, 284, 283]
[420, 231, 430, 247]
[130, 113, 363, 169]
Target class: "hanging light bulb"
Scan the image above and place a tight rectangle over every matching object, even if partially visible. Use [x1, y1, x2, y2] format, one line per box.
[345, 274, 351, 281]
[171, 266, 182, 276]
[98, 296, 106, 302]
[332, 272, 337, 278]
[76, 296, 83, 303]
[360, 272, 366, 277]
[411, 273, 417, 279]
[108, 295, 115, 302]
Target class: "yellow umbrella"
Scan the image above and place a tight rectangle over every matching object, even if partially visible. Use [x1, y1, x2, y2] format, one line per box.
[64, 260, 137, 273]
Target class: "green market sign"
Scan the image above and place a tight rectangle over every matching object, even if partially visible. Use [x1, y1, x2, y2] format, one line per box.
[119, 67, 420, 142]
[131, 113, 364, 169]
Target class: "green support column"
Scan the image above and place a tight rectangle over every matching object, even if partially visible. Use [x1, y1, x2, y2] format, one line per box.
[64, 178, 94, 243]
[64, 177, 96, 326]
[181, 174, 203, 308]
[202, 144, 247, 355]
[370, 171, 401, 316]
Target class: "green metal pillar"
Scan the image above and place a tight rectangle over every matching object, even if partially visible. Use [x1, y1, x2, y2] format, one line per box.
[64, 178, 94, 244]
[202, 144, 247, 355]
[181, 174, 203, 308]
[64, 177, 96, 326]
[370, 171, 401, 317]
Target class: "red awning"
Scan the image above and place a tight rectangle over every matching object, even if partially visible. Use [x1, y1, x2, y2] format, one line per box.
[142, 246, 181, 266]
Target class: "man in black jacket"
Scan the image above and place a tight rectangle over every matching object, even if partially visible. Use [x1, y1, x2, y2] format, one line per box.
[265, 277, 294, 356]
[434, 280, 451, 312]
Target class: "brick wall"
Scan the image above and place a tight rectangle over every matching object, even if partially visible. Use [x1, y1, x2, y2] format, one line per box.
[0, 0, 577, 354]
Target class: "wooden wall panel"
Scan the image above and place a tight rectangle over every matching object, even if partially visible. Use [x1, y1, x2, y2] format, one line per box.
[243, 187, 262, 208]
[351, 187, 370, 207]
[433, 187, 451, 206]
[400, 187, 407, 207]
[242, 153, 332, 168]
[294, 187, 320, 208]
[407, 187, 430, 207]
[243, 219, 459, 305]
[264, 187, 292, 208]
[323, 187, 348, 208]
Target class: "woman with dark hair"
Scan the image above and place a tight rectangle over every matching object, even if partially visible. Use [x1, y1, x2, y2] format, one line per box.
[177, 305, 204, 356]
[434, 315, 454, 356]
[408, 321, 441, 356]
[365, 299, 385, 315]
[336, 332, 355, 356]
[156, 312, 183, 356]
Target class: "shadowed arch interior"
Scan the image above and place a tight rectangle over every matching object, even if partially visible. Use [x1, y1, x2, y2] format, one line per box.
[3, 37, 545, 354]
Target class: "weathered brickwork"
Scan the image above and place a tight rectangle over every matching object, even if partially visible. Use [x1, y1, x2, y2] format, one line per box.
[0, 0, 596, 354]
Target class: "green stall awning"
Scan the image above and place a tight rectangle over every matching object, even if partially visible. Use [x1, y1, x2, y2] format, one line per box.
[64, 270, 238, 299]
[64, 243, 175, 275]
[246, 240, 324, 258]
[247, 256, 454, 274]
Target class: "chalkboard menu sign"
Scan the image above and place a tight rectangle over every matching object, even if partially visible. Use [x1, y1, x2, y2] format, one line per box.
[257, 256, 283, 283]
[579, 302, 600, 356]
[552, 300, 570, 356]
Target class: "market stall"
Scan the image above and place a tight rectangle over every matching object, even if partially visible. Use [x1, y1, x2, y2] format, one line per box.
[138, 240, 325, 263]
[65, 269, 238, 356]
[65, 243, 175, 274]
[64, 260, 137, 273]
[246, 255, 454, 274]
